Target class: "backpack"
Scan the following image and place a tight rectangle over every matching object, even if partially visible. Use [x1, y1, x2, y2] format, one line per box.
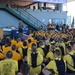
[41, 46, 47, 56]
[55, 60, 65, 75]
[22, 47, 28, 58]
[45, 45, 50, 53]
[31, 53, 38, 68]
[59, 46, 64, 56]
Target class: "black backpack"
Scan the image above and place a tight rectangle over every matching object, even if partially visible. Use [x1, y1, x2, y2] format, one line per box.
[22, 47, 28, 58]
[31, 53, 38, 68]
[45, 45, 50, 54]
[55, 60, 66, 75]
[41, 46, 47, 56]
[59, 46, 64, 56]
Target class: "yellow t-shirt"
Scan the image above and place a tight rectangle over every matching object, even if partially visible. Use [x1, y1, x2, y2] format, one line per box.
[37, 47, 45, 57]
[0, 59, 18, 75]
[3, 46, 11, 54]
[12, 51, 21, 61]
[46, 58, 66, 75]
[0, 53, 5, 59]
[46, 51, 54, 60]
[46, 60, 58, 75]
[27, 43, 33, 48]
[16, 41, 23, 48]
[63, 52, 75, 71]
[18, 46, 28, 58]
[11, 39, 17, 45]
[72, 50, 75, 54]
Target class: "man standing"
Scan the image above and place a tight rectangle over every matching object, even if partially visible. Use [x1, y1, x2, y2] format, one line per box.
[18, 21, 24, 34]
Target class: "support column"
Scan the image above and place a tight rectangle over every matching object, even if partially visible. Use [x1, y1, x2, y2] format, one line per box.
[38, 2, 42, 10]
[55, 4, 62, 11]
[43, 3, 46, 10]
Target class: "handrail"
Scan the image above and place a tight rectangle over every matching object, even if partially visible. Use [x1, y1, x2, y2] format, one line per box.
[9, 0, 47, 30]
[19, 8, 40, 23]
[14, 8, 39, 28]
[17, 9, 37, 25]
[0, 6, 40, 30]
[13, 8, 47, 29]
[24, 9, 46, 26]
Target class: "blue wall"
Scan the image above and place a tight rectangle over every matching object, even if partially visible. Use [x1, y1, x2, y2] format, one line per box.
[0, 9, 67, 28]
[0, 10, 27, 28]
[26, 9, 67, 25]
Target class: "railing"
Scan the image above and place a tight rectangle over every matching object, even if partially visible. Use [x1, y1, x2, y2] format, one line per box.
[13, 8, 47, 30]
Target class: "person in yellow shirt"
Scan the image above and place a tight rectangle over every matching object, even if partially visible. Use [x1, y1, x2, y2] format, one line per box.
[48, 24, 55, 30]
[61, 38, 68, 54]
[39, 25, 43, 30]
[45, 45, 55, 65]
[12, 45, 21, 61]
[63, 45, 75, 74]
[27, 39, 33, 48]
[55, 42, 65, 58]
[11, 37, 17, 45]
[49, 38, 55, 49]
[3, 41, 12, 54]
[18, 41, 28, 62]
[43, 50, 66, 75]
[27, 43, 43, 75]
[70, 41, 75, 53]
[37, 41, 46, 57]
[16, 38, 23, 48]
[45, 39, 50, 54]
[0, 51, 18, 75]
[12, 45, 23, 71]
[0, 49, 5, 60]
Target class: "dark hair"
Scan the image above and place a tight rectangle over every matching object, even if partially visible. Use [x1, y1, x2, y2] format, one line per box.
[28, 39, 31, 43]
[6, 51, 13, 58]
[54, 50, 61, 56]
[50, 38, 54, 42]
[38, 41, 43, 46]
[63, 38, 68, 42]
[32, 43, 36, 47]
[66, 45, 72, 51]
[7, 41, 11, 46]
[23, 41, 27, 46]
[32, 43, 37, 52]
[12, 45, 17, 51]
[20, 63, 30, 75]
[70, 42, 75, 46]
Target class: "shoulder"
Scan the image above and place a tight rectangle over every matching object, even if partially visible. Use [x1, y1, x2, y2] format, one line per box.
[63, 54, 70, 60]
[48, 60, 55, 65]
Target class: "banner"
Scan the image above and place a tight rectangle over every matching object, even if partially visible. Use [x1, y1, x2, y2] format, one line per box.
[33, 0, 67, 4]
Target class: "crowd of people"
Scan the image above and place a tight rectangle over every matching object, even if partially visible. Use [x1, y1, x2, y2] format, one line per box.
[0, 24, 75, 75]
